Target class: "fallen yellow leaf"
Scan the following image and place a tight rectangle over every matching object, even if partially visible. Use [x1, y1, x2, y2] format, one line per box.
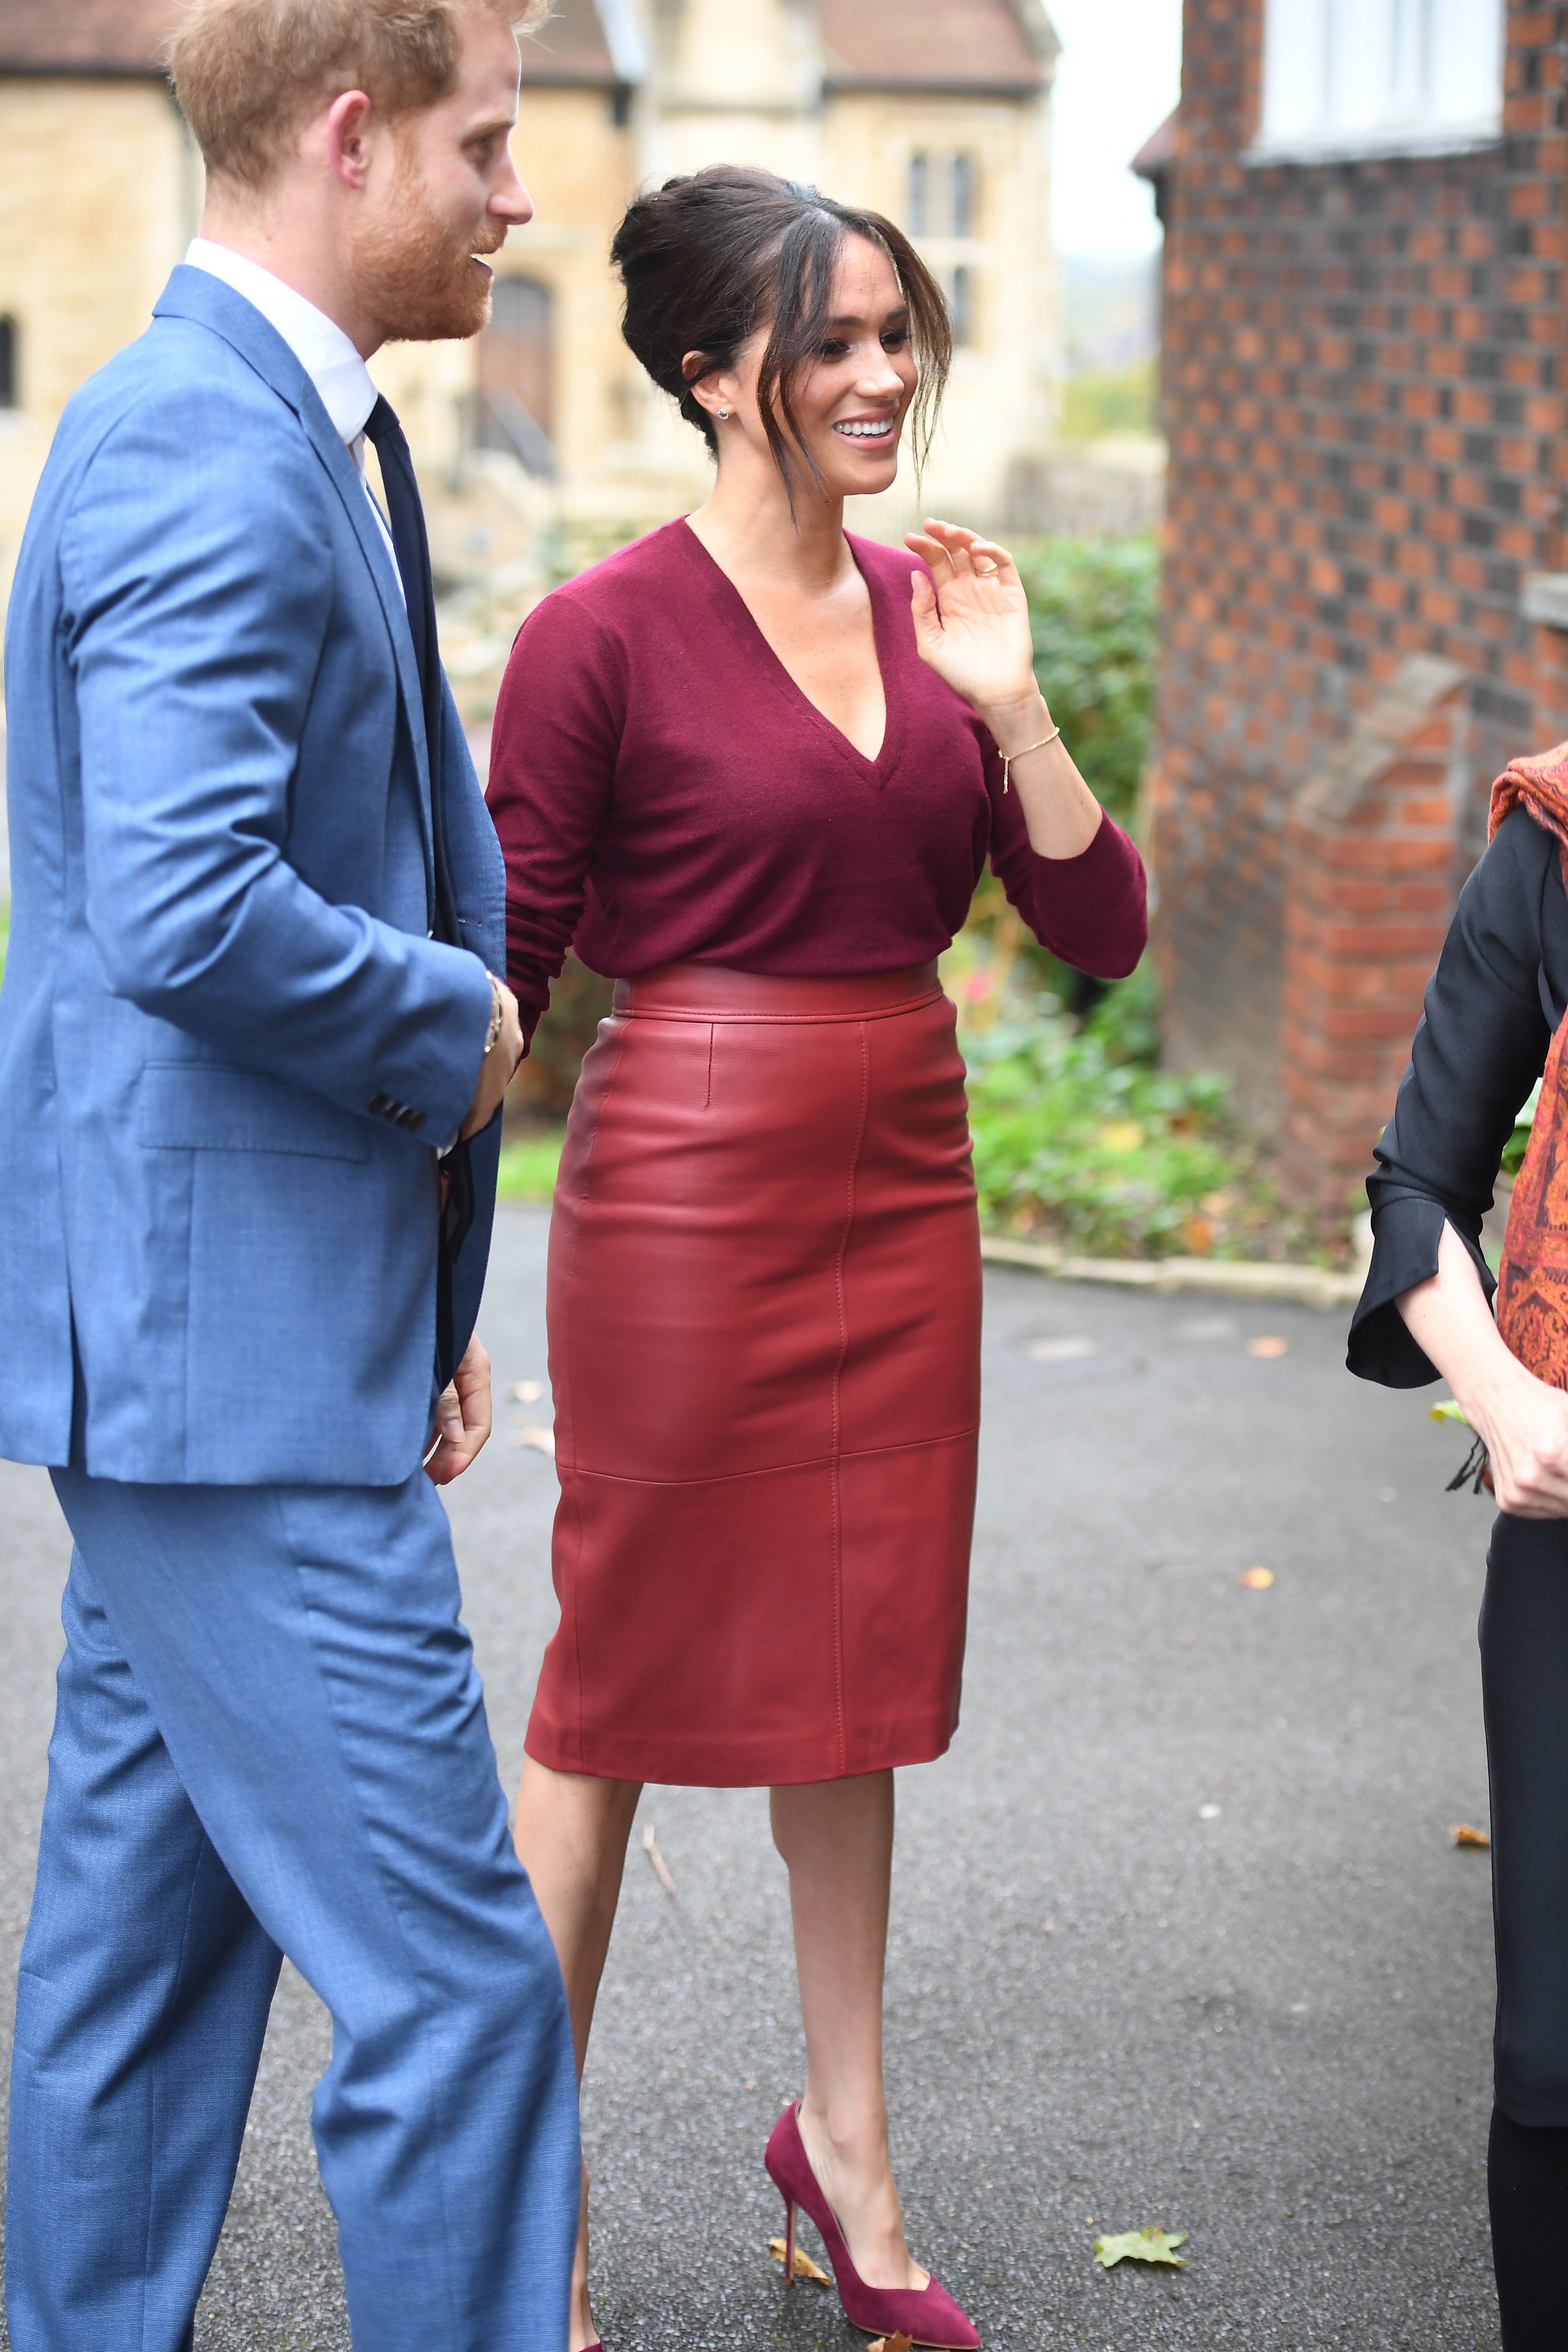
[1094, 2224, 1187, 2269]
[1240, 1565, 1274, 1589]
[512, 1424, 555, 1457]
[865, 2336, 914, 2352]
[1452, 1824, 1491, 1848]
[767, 2238, 830, 2284]
[1097, 1119, 1145, 1153]
[1247, 1335, 1289, 1358]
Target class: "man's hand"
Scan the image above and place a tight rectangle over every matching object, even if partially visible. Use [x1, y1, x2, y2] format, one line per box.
[424, 1334, 493, 1484]
[460, 979, 523, 1140]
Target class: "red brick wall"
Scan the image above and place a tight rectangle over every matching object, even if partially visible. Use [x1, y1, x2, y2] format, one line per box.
[1151, 0, 1568, 1179]
[1279, 659, 1469, 1219]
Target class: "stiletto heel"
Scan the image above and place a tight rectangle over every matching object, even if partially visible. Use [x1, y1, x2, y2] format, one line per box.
[764, 2100, 980, 2349]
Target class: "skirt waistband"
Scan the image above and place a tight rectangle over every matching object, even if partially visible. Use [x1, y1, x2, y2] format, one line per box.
[611, 961, 943, 1024]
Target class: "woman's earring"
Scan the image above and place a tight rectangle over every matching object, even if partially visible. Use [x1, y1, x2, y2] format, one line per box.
[717, 407, 730, 421]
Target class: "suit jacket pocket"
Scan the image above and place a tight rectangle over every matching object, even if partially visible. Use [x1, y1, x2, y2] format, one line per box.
[137, 1062, 371, 1163]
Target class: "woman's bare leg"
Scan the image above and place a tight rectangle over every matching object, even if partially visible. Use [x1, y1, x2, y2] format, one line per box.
[770, 1770, 926, 2291]
[514, 1759, 643, 2352]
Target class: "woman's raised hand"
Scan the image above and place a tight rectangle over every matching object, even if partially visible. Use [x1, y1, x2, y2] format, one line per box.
[906, 519, 1040, 725]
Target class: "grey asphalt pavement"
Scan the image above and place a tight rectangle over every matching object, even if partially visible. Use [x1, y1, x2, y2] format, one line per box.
[0, 1204, 1502, 2349]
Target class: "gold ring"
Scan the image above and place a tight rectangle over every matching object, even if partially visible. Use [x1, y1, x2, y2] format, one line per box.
[974, 559, 999, 576]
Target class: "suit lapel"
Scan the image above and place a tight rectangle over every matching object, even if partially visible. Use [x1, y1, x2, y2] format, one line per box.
[152, 268, 436, 897]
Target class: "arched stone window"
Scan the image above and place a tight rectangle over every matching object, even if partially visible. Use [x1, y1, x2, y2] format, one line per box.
[906, 151, 979, 241]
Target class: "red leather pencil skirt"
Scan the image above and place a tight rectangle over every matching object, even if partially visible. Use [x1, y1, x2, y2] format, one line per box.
[524, 961, 982, 1787]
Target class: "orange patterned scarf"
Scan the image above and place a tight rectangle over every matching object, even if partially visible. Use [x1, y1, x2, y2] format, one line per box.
[1490, 742, 1568, 1383]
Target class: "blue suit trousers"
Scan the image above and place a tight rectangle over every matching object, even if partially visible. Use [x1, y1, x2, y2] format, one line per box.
[6, 1470, 579, 2352]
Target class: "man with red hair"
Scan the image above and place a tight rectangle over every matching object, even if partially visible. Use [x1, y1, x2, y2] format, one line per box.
[0, 5, 579, 2345]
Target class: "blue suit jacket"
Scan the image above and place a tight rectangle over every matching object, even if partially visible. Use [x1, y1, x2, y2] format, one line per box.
[0, 267, 506, 1485]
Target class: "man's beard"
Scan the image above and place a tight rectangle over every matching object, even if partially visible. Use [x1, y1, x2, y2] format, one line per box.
[352, 163, 506, 344]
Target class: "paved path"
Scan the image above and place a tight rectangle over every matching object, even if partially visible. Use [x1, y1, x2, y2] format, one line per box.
[0, 1205, 1502, 2349]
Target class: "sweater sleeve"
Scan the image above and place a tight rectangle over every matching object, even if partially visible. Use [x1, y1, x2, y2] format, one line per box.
[1347, 807, 1556, 1386]
[485, 590, 625, 1046]
[984, 746, 1149, 977]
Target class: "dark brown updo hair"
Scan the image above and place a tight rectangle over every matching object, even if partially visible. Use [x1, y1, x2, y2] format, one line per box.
[610, 164, 953, 498]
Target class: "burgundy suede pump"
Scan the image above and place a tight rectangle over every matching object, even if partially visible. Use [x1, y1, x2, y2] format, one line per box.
[764, 2102, 980, 2349]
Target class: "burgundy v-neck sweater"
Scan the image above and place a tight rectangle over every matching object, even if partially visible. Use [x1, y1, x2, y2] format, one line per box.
[485, 518, 1147, 1041]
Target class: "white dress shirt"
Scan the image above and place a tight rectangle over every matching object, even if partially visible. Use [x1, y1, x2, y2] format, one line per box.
[183, 237, 402, 589]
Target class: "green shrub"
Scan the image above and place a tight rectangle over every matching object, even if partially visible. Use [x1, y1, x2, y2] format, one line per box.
[1013, 535, 1159, 830]
[496, 1127, 565, 1200]
[1501, 1079, 1541, 1177]
[947, 952, 1319, 1261]
[1059, 358, 1159, 441]
[960, 534, 1158, 1003]
[957, 969, 1228, 1257]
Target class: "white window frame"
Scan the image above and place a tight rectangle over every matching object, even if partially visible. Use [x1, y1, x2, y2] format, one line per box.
[1250, 0, 1505, 165]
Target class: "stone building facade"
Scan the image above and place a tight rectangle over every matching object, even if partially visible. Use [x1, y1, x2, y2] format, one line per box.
[0, 0, 1061, 623]
[1141, 0, 1568, 1220]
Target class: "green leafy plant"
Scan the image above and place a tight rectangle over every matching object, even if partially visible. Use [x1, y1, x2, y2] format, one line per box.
[961, 980, 1236, 1258]
[496, 1127, 565, 1201]
[945, 946, 1323, 1261]
[1500, 1079, 1541, 1177]
[1014, 535, 1159, 831]
[1060, 357, 1160, 441]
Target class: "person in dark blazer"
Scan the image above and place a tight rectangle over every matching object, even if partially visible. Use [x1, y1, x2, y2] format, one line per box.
[1350, 740, 1568, 2352]
[0, 3, 579, 2345]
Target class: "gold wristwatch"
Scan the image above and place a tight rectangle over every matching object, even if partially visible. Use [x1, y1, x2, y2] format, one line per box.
[482, 973, 505, 1056]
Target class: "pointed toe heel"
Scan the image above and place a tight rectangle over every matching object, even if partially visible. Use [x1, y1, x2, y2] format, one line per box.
[763, 2100, 980, 2350]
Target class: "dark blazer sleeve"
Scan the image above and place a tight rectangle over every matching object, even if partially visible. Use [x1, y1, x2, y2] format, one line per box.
[1348, 807, 1560, 1386]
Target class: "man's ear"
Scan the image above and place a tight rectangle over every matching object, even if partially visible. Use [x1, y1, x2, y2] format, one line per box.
[321, 87, 376, 191]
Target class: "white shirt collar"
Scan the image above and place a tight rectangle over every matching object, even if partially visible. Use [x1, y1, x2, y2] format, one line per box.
[183, 238, 379, 448]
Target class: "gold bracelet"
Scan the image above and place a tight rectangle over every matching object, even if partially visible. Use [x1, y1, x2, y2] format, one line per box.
[1001, 723, 1062, 792]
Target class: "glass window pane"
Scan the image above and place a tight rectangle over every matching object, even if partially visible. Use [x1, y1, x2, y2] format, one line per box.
[1261, 0, 1328, 145]
[1262, 0, 1501, 146]
[952, 152, 977, 239]
[1326, 0, 1396, 139]
[1429, 0, 1505, 131]
[949, 264, 974, 348]
[908, 151, 928, 237]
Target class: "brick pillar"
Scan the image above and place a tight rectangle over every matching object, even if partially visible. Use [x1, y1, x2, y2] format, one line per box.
[1279, 656, 1470, 1225]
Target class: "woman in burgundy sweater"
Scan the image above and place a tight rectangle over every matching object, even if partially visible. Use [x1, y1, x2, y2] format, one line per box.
[487, 166, 1146, 2351]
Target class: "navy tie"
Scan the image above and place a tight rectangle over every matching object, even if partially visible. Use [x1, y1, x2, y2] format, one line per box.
[364, 393, 460, 947]
[364, 393, 477, 1384]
